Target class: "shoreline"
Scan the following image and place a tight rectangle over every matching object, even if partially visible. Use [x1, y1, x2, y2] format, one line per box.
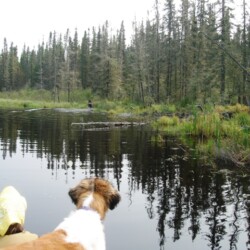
[0, 95, 249, 170]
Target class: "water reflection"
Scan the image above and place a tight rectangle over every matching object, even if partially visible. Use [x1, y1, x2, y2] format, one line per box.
[0, 109, 249, 250]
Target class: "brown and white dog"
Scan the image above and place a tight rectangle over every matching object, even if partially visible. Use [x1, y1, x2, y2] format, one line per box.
[3, 178, 121, 250]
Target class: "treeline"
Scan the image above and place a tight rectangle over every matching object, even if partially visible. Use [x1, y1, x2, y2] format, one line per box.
[0, 0, 249, 105]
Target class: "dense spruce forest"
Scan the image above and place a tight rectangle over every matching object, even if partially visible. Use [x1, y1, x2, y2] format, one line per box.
[0, 0, 249, 106]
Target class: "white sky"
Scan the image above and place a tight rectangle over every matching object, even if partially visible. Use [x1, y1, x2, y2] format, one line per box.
[0, 0, 156, 52]
[0, 0, 245, 53]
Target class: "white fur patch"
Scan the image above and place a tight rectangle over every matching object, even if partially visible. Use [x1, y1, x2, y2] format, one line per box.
[83, 193, 93, 208]
[55, 194, 106, 250]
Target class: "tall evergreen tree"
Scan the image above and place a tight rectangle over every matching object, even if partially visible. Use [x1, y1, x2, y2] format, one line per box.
[218, 0, 230, 103]
[9, 43, 19, 90]
[37, 42, 45, 89]
[0, 39, 9, 90]
[20, 45, 31, 87]
[117, 21, 126, 84]
[133, 21, 147, 104]
[89, 27, 101, 93]
[80, 31, 90, 89]
[241, 0, 248, 104]
[163, 0, 176, 101]
[153, 0, 161, 102]
[179, 0, 190, 101]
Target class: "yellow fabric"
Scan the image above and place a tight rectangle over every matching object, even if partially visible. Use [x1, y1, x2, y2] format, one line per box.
[0, 186, 27, 236]
[0, 231, 38, 248]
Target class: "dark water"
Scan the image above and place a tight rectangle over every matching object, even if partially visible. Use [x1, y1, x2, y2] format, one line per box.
[0, 109, 249, 250]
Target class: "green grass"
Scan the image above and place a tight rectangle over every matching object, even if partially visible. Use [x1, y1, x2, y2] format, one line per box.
[0, 89, 148, 114]
[154, 107, 249, 142]
[0, 89, 180, 116]
[153, 105, 250, 167]
[0, 98, 85, 110]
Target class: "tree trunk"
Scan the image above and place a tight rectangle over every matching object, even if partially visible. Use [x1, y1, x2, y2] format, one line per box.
[220, 0, 226, 104]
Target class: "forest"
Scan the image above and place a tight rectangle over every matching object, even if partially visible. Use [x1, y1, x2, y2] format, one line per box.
[0, 0, 249, 106]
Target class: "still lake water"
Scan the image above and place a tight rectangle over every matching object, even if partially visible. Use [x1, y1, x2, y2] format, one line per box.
[0, 108, 249, 250]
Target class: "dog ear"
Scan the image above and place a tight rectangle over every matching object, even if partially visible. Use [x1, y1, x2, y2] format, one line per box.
[68, 189, 78, 205]
[109, 193, 121, 210]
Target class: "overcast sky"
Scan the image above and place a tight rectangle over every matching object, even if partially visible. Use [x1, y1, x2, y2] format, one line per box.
[0, 0, 156, 52]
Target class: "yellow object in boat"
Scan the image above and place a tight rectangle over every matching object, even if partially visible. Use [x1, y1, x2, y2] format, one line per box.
[0, 186, 27, 236]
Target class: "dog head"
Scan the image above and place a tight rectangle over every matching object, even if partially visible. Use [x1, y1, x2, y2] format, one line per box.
[68, 178, 121, 219]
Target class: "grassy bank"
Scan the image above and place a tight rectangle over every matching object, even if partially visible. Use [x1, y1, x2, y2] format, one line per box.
[1, 89, 249, 168]
[0, 89, 177, 115]
[0, 89, 93, 110]
[153, 104, 250, 168]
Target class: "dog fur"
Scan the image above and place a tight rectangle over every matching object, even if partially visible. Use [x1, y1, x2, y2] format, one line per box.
[2, 178, 121, 250]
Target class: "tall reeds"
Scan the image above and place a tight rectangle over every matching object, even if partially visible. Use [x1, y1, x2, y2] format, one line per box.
[154, 105, 250, 166]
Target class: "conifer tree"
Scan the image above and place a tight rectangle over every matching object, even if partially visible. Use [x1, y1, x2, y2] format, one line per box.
[20, 45, 31, 87]
[241, 0, 248, 104]
[37, 42, 45, 89]
[152, 0, 161, 103]
[163, 0, 176, 101]
[89, 27, 100, 93]
[132, 21, 147, 104]
[0, 39, 10, 90]
[179, 0, 190, 101]
[117, 21, 126, 84]
[80, 31, 90, 89]
[218, 0, 232, 103]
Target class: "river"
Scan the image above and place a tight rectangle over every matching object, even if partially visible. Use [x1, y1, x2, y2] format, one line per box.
[0, 108, 249, 250]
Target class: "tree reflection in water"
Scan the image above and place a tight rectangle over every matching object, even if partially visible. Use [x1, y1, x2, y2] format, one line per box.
[0, 109, 249, 250]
